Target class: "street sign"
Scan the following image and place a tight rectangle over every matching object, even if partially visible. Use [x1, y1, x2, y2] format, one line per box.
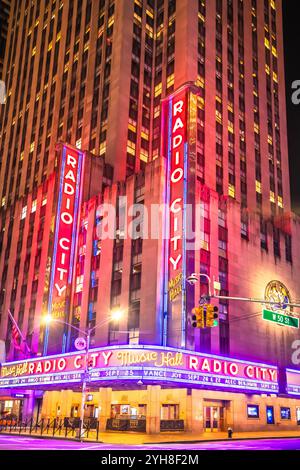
[74, 337, 87, 351]
[262, 309, 299, 329]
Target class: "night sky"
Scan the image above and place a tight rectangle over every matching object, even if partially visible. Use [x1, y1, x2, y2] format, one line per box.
[283, 0, 300, 214]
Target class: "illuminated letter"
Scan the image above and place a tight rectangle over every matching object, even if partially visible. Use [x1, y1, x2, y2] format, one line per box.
[28, 363, 35, 374]
[74, 356, 83, 369]
[169, 254, 182, 271]
[102, 351, 113, 365]
[59, 238, 70, 250]
[229, 363, 238, 376]
[58, 358, 66, 371]
[260, 368, 267, 380]
[55, 284, 67, 297]
[173, 117, 184, 133]
[57, 268, 68, 281]
[171, 235, 181, 251]
[64, 182, 75, 195]
[173, 100, 184, 116]
[44, 361, 52, 373]
[213, 360, 222, 373]
[65, 170, 76, 182]
[269, 369, 277, 382]
[67, 154, 77, 168]
[175, 151, 180, 165]
[201, 359, 211, 372]
[171, 168, 184, 183]
[61, 212, 73, 225]
[189, 356, 198, 371]
[245, 365, 254, 378]
[170, 198, 182, 214]
[173, 135, 183, 149]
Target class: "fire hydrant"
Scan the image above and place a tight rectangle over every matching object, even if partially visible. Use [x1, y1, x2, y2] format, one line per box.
[227, 427, 233, 439]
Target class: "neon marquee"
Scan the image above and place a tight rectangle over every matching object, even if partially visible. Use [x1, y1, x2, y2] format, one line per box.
[286, 368, 300, 396]
[0, 345, 279, 394]
[43, 145, 85, 354]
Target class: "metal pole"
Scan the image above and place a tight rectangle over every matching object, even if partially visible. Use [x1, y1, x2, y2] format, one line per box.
[213, 294, 300, 310]
[79, 330, 90, 441]
[188, 273, 300, 312]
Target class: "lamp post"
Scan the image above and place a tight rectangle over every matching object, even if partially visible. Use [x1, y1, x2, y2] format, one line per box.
[43, 308, 123, 440]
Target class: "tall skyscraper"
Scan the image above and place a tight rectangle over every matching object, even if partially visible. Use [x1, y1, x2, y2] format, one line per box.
[0, 0, 300, 434]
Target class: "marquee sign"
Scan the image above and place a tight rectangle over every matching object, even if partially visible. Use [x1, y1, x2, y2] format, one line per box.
[0, 346, 279, 394]
[162, 83, 197, 348]
[43, 144, 85, 355]
[286, 368, 300, 396]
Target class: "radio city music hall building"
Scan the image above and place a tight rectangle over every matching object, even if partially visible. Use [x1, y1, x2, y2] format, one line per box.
[0, 0, 300, 434]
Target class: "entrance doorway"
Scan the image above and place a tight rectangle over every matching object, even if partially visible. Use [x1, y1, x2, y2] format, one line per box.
[204, 406, 224, 432]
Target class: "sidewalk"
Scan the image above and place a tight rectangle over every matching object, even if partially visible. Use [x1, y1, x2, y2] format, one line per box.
[101, 430, 300, 445]
[1, 428, 300, 445]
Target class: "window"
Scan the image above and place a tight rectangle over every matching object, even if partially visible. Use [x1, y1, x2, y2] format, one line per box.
[280, 407, 291, 420]
[21, 206, 27, 220]
[129, 328, 139, 345]
[161, 404, 179, 420]
[266, 406, 274, 424]
[296, 407, 300, 425]
[247, 405, 259, 418]
[241, 217, 248, 240]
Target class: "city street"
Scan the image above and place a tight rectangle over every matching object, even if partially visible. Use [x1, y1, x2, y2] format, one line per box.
[0, 435, 300, 450]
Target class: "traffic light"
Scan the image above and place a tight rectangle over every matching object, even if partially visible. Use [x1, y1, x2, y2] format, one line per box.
[87, 358, 94, 370]
[205, 304, 219, 327]
[191, 307, 204, 328]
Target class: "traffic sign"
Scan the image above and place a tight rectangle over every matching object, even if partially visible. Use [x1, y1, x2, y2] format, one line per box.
[262, 309, 299, 329]
[74, 337, 87, 351]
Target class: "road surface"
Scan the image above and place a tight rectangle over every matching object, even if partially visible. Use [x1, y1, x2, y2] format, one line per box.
[0, 435, 299, 450]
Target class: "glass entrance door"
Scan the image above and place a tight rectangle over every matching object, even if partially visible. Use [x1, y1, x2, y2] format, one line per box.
[204, 406, 223, 432]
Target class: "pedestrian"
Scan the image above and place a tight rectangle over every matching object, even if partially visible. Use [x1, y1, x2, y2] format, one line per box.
[227, 427, 233, 439]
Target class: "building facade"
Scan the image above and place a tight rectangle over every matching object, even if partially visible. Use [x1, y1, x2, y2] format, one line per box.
[0, 0, 11, 79]
[0, 0, 300, 434]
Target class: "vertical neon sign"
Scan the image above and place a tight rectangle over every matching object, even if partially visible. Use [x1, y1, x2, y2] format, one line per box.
[162, 83, 198, 349]
[43, 145, 84, 355]
[162, 87, 189, 348]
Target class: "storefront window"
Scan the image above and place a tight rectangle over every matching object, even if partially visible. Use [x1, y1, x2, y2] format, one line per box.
[4, 400, 13, 412]
[296, 407, 300, 425]
[247, 405, 259, 418]
[161, 404, 179, 420]
[280, 407, 291, 420]
[71, 405, 79, 417]
[111, 404, 145, 419]
[266, 406, 274, 424]
[120, 405, 130, 416]
[138, 404, 146, 419]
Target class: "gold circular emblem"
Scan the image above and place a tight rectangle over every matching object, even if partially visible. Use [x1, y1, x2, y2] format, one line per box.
[265, 280, 291, 312]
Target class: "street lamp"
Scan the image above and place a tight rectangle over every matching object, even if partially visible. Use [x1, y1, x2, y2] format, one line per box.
[186, 273, 221, 299]
[43, 309, 124, 440]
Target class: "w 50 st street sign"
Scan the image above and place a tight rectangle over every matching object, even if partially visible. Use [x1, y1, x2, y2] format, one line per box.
[262, 309, 299, 329]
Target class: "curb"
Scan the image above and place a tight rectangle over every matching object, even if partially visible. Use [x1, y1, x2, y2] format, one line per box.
[1, 431, 300, 446]
[142, 435, 300, 445]
[0, 432, 103, 444]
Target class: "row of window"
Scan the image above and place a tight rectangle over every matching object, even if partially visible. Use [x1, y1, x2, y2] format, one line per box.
[247, 404, 300, 425]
